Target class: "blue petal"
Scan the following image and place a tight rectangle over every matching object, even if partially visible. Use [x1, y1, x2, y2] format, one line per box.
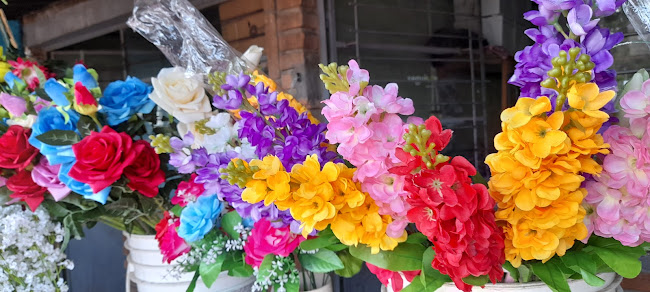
[82, 187, 112, 204]
[73, 64, 98, 89]
[44, 79, 70, 107]
[4, 72, 22, 89]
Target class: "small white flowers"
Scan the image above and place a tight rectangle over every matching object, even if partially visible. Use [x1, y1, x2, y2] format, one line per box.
[0, 205, 72, 292]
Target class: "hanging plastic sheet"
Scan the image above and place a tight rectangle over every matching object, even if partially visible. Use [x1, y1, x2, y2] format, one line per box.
[127, 0, 259, 75]
[624, 0, 650, 51]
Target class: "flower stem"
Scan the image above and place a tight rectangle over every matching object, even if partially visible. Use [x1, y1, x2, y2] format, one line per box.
[553, 22, 571, 40]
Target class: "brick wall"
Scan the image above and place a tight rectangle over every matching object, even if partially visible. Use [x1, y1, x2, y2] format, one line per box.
[219, 0, 322, 107]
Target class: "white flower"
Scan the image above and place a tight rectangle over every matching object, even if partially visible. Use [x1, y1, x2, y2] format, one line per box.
[149, 67, 211, 124]
[7, 114, 37, 128]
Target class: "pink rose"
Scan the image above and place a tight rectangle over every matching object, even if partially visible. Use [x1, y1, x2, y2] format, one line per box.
[243, 218, 305, 268]
[0, 93, 27, 117]
[155, 211, 191, 263]
[31, 157, 71, 201]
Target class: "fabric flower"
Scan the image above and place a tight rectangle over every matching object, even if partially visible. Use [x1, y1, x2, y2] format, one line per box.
[28, 107, 80, 165]
[73, 82, 99, 116]
[155, 211, 191, 263]
[0, 125, 39, 171]
[123, 140, 165, 198]
[68, 126, 137, 193]
[8, 169, 47, 211]
[149, 67, 211, 124]
[43, 79, 70, 107]
[243, 218, 304, 268]
[0, 93, 27, 117]
[8, 58, 52, 91]
[172, 174, 205, 206]
[567, 4, 599, 36]
[99, 77, 155, 126]
[177, 194, 224, 242]
[31, 157, 71, 201]
[72, 64, 98, 89]
[58, 160, 112, 204]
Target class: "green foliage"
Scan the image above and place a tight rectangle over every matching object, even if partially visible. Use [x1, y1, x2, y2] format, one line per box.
[531, 259, 571, 292]
[300, 227, 340, 250]
[335, 249, 363, 277]
[298, 249, 345, 273]
[35, 130, 80, 146]
[349, 242, 426, 272]
[221, 211, 242, 239]
[420, 248, 450, 291]
[199, 256, 226, 288]
[77, 115, 97, 138]
[583, 236, 646, 278]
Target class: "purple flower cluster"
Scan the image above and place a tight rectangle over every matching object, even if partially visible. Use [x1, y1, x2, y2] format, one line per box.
[168, 132, 297, 229]
[511, 0, 625, 116]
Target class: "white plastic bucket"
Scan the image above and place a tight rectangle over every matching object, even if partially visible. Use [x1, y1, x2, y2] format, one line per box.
[123, 233, 255, 292]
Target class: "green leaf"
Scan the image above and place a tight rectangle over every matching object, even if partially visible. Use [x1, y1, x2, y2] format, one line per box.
[40, 200, 70, 218]
[530, 259, 570, 292]
[285, 275, 299, 292]
[462, 275, 489, 286]
[77, 115, 97, 138]
[420, 248, 450, 290]
[186, 270, 200, 292]
[560, 251, 604, 287]
[199, 256, 226, 288]
[405, 232, 428, 244]
[335, 250, 363, 277]
[502, 262, 519, 283]
[325, 243, 348, 252]
[349, 242, 426, 271]
[584, 236, 646, 278]
[471, 172, 489, 186]
[300, 227, 339, 250]
[400, 275, 425, 292]
[228, 264, 254, 277]
[221, 211, 242, 239]
[518, 264, 532, 282]
[34, 88, 52, 101]
[299, 249, 344, 273]
[35, 130, 80, 146]
[170, 205, 183, 217]
[257, 254, 275, 281]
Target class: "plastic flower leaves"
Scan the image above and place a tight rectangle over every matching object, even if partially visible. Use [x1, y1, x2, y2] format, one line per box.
[583, 71, 650, 246]
[222, 154, 407, 254]
[391, 117, 505, 292]
[486, 52, 614, 267]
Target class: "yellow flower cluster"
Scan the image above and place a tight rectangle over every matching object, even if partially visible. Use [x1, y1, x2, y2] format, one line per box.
[239, 154, 406, 253]
[229, 71, 320, 124]
[486, 83, 614, 267]
[0, 48, 11, 83]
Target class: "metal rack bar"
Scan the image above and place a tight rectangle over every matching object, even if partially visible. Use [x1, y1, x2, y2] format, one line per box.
[349, 2, 483, 18]
[468, 29, 479, 169]
[478, 0, 490, 164]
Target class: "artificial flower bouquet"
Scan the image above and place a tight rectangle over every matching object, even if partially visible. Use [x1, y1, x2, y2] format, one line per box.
[0, 57, 176, 243]
[364, 1, 650, 292]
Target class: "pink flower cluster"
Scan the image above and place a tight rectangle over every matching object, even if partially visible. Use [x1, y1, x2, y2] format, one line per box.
[322, 60, 416, 238]
[584, 79, 650, 246]
[243, 218, 304, 268]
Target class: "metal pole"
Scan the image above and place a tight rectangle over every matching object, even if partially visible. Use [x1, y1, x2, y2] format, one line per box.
[352, 0, 360, 63]
[478, 0, 489, 171]
[468, 29, 479, 170]
[119, 28, 128, 79]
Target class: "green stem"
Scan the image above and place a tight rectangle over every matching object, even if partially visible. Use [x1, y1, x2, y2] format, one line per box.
[553, 22, 571, 40]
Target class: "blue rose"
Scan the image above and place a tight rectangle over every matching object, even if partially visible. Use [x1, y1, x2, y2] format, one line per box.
[178, 194, 224, 242]
[44, 79, 70, 107]
[58, 161, 112, 204]
[28, 107, 80, 165]
[73, 64, 98, 89]
[4, 72, 23, 89]
[99, 77, 154, 126]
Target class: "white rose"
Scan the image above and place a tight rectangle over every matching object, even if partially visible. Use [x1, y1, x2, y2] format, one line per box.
[7, 114, 37, 128]
[149, 67, 211, 124]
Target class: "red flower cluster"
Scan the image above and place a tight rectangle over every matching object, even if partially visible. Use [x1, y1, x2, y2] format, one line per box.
[69, 126, 165, 198]
[391, 117, 505, 292]
[8, 58, 54, 91]
[0, 125, 44, 211]
[155, 211, 191, 263]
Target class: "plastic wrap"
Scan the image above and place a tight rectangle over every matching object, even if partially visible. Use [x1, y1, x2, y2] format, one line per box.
[624, 0, 650, 51]
[127, 0, 253, 75]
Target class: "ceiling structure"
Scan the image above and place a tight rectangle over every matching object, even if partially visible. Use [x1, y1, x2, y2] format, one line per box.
[3, 0, 54, 19]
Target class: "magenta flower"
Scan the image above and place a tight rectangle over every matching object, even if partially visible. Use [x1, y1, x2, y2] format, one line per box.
[243, 218, 304, 268]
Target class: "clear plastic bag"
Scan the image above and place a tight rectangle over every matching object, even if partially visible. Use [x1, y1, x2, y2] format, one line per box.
[623, 0, 650, 51]
[127, 0, 253, 75]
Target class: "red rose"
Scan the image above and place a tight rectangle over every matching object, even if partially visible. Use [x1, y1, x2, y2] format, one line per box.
[0, 125, 39, 170]
[124, 140, 165, 197]
[68, 126, 136, 193]
[8, 169, 47, 211]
